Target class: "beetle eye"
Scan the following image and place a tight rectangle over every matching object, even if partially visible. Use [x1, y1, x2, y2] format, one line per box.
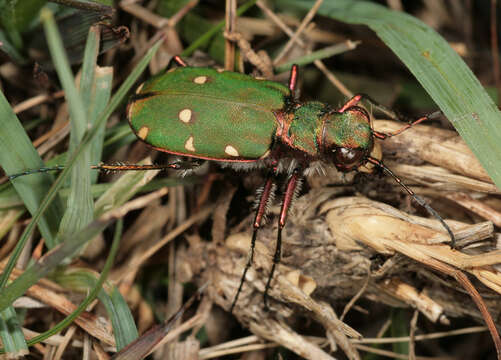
[331, 147, 365, 170]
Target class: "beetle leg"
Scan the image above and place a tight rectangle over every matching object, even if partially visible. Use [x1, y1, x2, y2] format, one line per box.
[166, 55, 188, 72]
[263, 168, 302, 310]
[230, 174, 276, 313]
[288, 64, 299, 98]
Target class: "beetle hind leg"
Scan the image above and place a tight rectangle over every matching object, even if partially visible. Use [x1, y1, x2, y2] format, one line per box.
[230, 175, 275, 313]
[263, 168, 302, 310]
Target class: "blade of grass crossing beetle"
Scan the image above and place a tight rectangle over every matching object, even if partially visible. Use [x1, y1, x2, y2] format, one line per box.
[42, 8, 94, 240]
[77, 25, 113, 184]
[88, 67, 113, 183]
[0, 306, 28, 358]
[283, 0, 501, 190]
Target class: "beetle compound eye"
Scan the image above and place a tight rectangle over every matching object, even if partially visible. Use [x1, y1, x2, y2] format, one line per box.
[331, 147, 364, 170]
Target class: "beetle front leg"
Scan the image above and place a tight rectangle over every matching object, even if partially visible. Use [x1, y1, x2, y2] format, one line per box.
[263, 168, 302, 310]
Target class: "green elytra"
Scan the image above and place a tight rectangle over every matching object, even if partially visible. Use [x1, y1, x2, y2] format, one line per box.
[127, 67, 373, 164]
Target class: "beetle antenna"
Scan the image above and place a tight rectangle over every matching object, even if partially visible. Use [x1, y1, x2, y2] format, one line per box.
[7, 162, 188, 180]
[8, 166, 66, 180]
[373, 111, 443, 139]
[366, 156, 456, 248]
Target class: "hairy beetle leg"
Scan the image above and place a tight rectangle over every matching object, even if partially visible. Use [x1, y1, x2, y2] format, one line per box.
[230, 175, 275, 313]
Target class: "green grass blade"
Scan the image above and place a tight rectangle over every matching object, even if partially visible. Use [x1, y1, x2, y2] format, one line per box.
[4, 219, 123, 352]
[181, 0, 257, 57]
[274, 42, 360, 73]
[54, 268, 139, 350]
[0, 30, 162, 294]
[0, 218, 113, 313]
[284, 0, 501, 190]
[78, 25, 113, 183]
[0, 0, 47, 33]
[0, 91, 63, 246]
[0, 306, 28, 357]
[391, 309, 409, 355]
[41, 8, 94, 240]
[0, 29, 26, 63]
[88, 66, 113, 182]
[52, 220, 138, 350]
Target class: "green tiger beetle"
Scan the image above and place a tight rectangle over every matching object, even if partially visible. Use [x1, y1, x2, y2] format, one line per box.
[8, 55, 455, 312]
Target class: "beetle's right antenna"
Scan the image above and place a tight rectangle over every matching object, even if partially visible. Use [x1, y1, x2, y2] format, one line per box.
[366, 156, 456, 248]
[372, 111, 443, 139]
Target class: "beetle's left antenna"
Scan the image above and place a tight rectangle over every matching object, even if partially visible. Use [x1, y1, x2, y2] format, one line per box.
[366, 156, 456, 248]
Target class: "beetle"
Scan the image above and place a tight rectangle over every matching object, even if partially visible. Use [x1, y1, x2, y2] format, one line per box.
[125, 56, 455, 311]
[8, 56, 455, 312]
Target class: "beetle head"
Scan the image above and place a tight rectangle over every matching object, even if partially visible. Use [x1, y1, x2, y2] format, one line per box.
[320, 106, 374, 172]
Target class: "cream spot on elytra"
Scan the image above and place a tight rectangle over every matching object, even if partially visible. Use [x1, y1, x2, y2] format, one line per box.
[224, 145, 239, 157]
[259, 149, 271, 159]
[135, 82, 144, 94]
[185, 136, 196, 152]
[193, 76, 208, 84]
[137, 126, 149, 140]
[179, 109, 192, 123]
